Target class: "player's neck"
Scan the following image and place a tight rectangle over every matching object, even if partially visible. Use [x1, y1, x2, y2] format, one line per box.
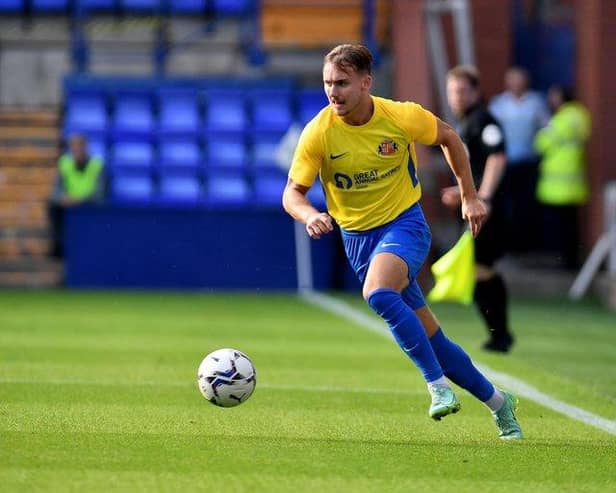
[341, 96, 374, 126]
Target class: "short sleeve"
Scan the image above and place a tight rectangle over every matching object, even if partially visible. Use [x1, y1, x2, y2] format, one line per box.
[479, 116, 505, 155]
[288, 119, 324, 187]
[401, 102, 438, 146]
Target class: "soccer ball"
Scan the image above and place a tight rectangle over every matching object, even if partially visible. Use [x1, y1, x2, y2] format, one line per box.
[197, 348, 256, 407]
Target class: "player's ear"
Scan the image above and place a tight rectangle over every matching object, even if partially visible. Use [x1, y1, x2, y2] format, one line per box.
[362, 74, 373, 92]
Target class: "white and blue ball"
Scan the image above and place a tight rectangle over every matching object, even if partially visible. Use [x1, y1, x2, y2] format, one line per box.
[197, 348, 256, 407]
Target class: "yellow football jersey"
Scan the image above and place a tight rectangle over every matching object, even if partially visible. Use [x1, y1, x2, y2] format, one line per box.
[289, 96, 438, 231]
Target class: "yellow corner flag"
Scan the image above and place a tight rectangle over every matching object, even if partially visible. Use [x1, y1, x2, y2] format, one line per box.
[427, 230, 475, 305]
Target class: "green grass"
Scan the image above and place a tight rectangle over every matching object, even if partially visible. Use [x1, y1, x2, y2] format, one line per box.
[1, 290, 615, 493]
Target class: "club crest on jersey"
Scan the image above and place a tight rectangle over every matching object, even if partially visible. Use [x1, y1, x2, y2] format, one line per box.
[377, 139, 398, 156]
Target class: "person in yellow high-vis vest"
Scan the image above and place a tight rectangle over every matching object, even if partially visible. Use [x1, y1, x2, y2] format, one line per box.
[535, 85, 591, 269]
[48, 134, 104, 258]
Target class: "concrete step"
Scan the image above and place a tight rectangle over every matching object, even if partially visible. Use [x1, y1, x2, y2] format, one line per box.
[0, 258, 63, 287]
[0, 126, 60, 147]
[0, 236, 50, 259]
[0, 110, 59, 127]
[0, 166, 56, 186]
[0, 199, 48, 229]
[0, 183, 53, 202]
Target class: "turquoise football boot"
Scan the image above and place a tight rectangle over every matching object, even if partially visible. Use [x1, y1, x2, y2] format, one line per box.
[429, 385, 461, 420]
[493, 391, 523, 440]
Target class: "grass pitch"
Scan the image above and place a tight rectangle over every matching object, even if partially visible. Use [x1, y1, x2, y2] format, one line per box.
[1, 290, 615, 492]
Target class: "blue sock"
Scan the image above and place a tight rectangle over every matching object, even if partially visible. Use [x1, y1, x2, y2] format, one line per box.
[429, 328, 495, 401]
[367, 288, 444, 383]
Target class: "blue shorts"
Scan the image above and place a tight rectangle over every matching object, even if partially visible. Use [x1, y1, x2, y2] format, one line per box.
[341, 203, 431, 310]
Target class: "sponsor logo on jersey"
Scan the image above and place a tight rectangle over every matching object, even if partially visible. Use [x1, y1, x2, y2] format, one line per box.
[377, 139, 398, 156]
[334, 172, 353, 189]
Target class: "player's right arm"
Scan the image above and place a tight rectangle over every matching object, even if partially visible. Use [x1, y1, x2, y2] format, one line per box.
[282, 180, 333, 239]
[281, 118, 334, 239]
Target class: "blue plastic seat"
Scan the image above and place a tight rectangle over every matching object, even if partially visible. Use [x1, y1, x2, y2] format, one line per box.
[76, 0, 116, 12]
[120, 0, 161, 12]
[111, 172, 154, 204]
[204, 131, 247, 171]
[298, 88, 328, 125]
[158, 174, 202, 205]
[112, 94, 154, 138]
[211, 0, 255, 16]
[158, 90, 200, 136]
[252, 131, 285, 171]
[205, 175, 250, 205]
[253, 171, 287, 206]
[64, 95, 108, 135]
[0, 0, 24, 13]
[250, 90, 293, 133]
[158, 138, 201, 170]
[204, 90, 247, 133]
[169, 0, 207, 14]
[86, 137, 107, 161]
[31, 0, 69, 12]
[110, 139, 154, 170]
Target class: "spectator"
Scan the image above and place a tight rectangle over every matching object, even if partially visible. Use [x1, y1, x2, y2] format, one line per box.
[48, 134, 104, 258]
[489, 67, 549, 252]
[535, 85, 591, 269]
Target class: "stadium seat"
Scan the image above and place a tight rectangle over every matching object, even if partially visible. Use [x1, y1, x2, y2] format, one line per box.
[168, 0, 207, 14]
[110, 172, 154, 204]
[112, 94, 155, 138]
[158, 89, 200, 136]
[250, 90, 293, 133]
[0, 0, 24, 13]
[203, 90, 247, 133]
[120, 0, 162, 12]
[31, 0, 69, 12]
[204, 132, 247, 171]
[251, 131, 285, 171]
[110, 139, 154, 170]
[64, 95, 108, 135]
[298, 88, 328, 125]
[86, 137, 108, 161]
[158, 174, 202, 205]
[76, 0, 116, 12]
[211, 0, 255, 16]
[253, 171, 287, 206]
[205, 175, 250, 205]
[158, 138, 201, 170]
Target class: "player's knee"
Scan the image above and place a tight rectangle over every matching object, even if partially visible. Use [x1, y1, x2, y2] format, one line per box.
[366, 288, 401, 316]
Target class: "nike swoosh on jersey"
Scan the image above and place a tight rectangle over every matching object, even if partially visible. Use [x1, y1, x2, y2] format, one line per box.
[330, 152, 349, 160]
[380, 242, 401, 248]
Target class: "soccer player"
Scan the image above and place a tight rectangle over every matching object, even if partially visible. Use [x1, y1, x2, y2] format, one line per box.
[443, 65, 515, 352]
[282, 44, 522, 439]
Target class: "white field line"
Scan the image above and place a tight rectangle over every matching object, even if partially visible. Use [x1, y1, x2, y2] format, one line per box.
[0, 377, 423, 396]
[301, 291, 616, 437]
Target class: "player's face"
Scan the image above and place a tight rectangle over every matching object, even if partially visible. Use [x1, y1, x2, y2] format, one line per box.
[447, 76, 479, 117]
[323, 62, 372, 121]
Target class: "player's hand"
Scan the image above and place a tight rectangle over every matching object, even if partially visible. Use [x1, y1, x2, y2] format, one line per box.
[461, 197, 487, 237]
[440, 186, 461, 208]
[305, 212, 334, 239]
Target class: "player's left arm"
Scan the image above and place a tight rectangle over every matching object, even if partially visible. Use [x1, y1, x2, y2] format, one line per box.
[434, 118, 486, 237]
[478, 152, 506, 207]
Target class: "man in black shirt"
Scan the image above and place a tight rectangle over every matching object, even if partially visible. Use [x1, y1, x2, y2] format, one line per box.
[441, 65, 515, 352]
